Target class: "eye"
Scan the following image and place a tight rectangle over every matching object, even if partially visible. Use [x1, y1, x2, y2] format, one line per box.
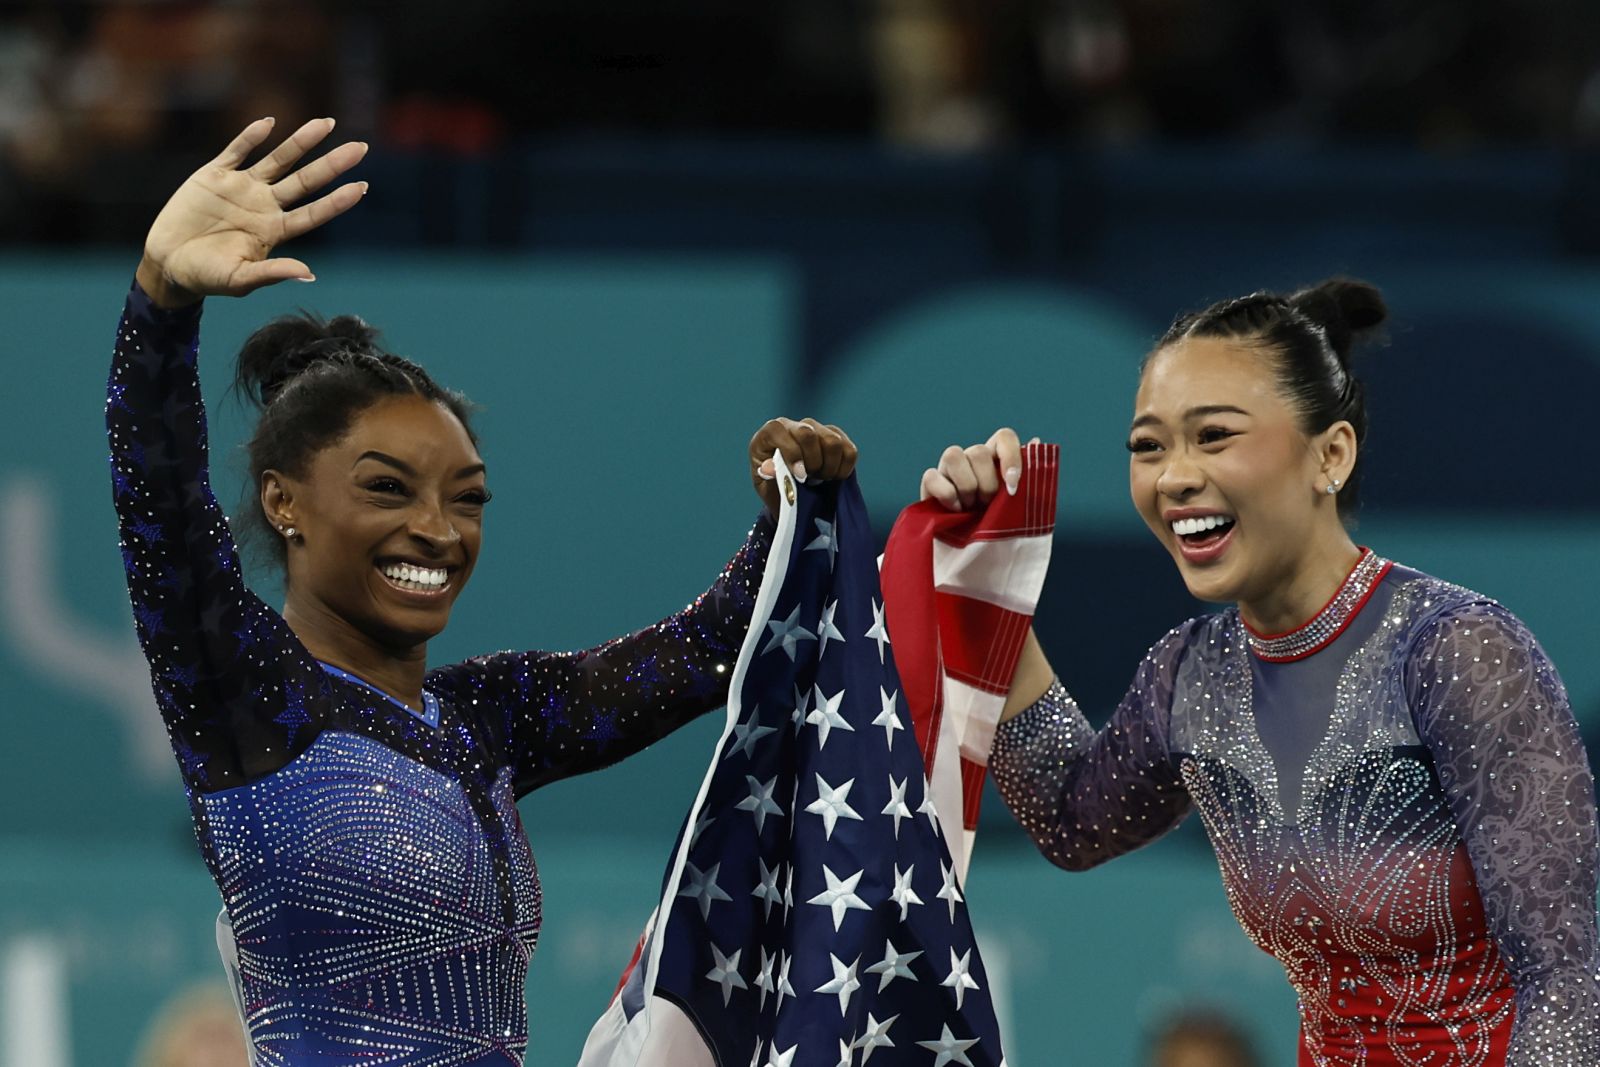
[1126, 437, 1161, 454]
[457, 487, 492, 506]
[1197, 426, 1236, 446]
[365, 476, 409, 496]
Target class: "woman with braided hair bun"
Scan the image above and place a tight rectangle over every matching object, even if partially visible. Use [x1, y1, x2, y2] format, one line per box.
[109, 117, 857, 1065]
[920, 278, 1600, 1065]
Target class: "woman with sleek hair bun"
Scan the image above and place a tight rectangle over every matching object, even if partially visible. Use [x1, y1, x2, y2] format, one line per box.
[108, 117, 857, 1065]
[921, 278, 1599, 1065]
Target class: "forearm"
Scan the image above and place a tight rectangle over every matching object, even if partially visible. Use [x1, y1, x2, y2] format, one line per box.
[1000, 628, 1054, 722]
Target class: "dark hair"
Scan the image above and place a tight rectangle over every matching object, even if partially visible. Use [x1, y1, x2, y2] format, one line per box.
[1150, 277, 1388, 520]
[232, 311, 477, 568]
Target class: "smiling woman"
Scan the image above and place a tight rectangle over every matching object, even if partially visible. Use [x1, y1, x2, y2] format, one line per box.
[107, 117, 857, 1065]
[920, 279, 1600, 1066]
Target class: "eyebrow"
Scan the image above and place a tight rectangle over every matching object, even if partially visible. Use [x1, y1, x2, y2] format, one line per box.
[1129, 404, 1252, 432]
[355, 451, 487, 480]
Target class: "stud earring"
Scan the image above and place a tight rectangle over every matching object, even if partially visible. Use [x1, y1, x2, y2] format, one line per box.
[1324, 480, 1341, 495]
[280, 525, 298, 539]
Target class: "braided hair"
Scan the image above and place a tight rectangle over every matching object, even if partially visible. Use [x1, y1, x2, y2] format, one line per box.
[232, 312, 477, 567]
[1151, 278, 1387, 520]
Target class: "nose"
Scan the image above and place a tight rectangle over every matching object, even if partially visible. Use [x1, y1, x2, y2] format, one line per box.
[1155, 448, 1205, 500]
[407, 499, 461, 554]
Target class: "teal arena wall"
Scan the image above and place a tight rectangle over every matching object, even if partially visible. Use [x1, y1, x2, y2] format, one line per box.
[1, 251, 1594, 1065]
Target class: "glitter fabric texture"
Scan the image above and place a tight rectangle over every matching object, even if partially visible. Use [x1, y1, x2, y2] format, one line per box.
[991, 566, 1600, 1066]
[107, 283, 773, 1065]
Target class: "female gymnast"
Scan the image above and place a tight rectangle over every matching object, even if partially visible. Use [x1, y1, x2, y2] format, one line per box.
[108, 117, 856, 1065]
[921, 279, 1599, 1065]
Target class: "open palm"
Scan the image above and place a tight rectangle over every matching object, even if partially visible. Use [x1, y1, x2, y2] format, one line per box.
[142, 117, 367, 303]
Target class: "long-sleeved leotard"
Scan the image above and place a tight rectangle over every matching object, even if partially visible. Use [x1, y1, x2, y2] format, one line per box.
[107, 282, 773, 1066]
[990, 556, 1600, 1067]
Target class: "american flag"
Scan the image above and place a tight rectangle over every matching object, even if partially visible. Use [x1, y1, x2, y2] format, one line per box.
[580, 458, 1011, 1067]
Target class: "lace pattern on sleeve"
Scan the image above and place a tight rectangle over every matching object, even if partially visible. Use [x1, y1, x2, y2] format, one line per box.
[1407, 599, 1600, 1064]
[990, 623, 1196, 871]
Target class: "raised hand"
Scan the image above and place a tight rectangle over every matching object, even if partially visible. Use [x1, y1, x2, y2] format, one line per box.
[748, 418, 859, 517]
[919, 427, 1031, 511]
[136, 117, 369, 308]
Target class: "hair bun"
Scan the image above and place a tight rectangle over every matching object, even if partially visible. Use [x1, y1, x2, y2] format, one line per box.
[234, 312, 385, 407]
[1289, 277, 1387, 360]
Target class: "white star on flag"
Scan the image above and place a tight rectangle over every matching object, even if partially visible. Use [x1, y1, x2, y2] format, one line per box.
[916, 1024, 979, 1067]
[807, 864, 870, 931]
[805, 774, 863, 839]
[937, 860, 964, 922]
[855, 1012, 899, 1062]
[833, 1038, 854, 1067]
[736, 775, 784, 833]
[726, 707, 776, 761]
[775, 952, 796, 1009]
[763, 1044, 798, 1067]
[678, 861, 732, 919]
[940, 948, 980, 1010]
[871, 686, 903, 750]
[918, 791, 941, 834]
[791, 682, 811, 735]
[881, 775, 913, 839]
[804, 516, 838, 568]
[816, 598, 845, 655]
[866, 937, 922, 992]
[754, 946, 776, 1010]
[814, 953, 862, 1016]
[864, 597, 891, 663]
[705, 944, 747, 1006]
[689, 809, 714, 848]
[761, 605, 816, 661]
[752, 857, 783, 919]
[805, 685, 854, 749]
[889, 863, 924, 921]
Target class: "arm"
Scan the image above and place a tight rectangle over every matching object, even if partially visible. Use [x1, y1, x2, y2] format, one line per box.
[109, 283, 328, 790]
[110, 118, 369, 791]
[989, 623, 1195, 871]
[1406, 602, 1600, 1064]
[427, 514, 775, 793]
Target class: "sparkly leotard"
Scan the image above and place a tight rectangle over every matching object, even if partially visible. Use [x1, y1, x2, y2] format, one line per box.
[991, 551, 1600, 1066]
[106, 283, 772, 1066]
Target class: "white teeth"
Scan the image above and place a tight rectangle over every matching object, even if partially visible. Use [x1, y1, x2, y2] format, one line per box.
[381, 563, 448, 588]
[1170, 515, 1235, 537]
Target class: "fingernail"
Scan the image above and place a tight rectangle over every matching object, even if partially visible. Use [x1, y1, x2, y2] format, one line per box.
[296, 274, 316, 283]
[1029, 437, 1041, 445]
[1005, 467, 1020, 495]
[359, 181, 370, 195]
[793, 461, 808, 482]
[262, 116, 276, 125]
[757, 462, 775, 481]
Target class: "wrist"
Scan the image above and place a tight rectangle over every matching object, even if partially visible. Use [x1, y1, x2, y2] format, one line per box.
[135, 256, 201, 310]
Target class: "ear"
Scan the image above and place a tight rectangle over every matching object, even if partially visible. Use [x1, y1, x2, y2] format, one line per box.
[1317, 420, 1358, 488]
[260, 470, 296, 535]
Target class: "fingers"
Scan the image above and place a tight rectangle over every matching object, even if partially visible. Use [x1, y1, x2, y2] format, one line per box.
[228, 257, 316, 294]
[281, 180, 368, 241]
[920, 467, 962, 509]
[213, 117, 278, 168]
[987, 426, 1023, 495]
[938, 443, 986, 510]
[273, 139, 369, 206]
[748, 418, 859, 518]
[247, 117, 337, 182]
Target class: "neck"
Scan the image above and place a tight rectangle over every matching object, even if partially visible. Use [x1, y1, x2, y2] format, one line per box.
[282, 598, 428, 710]
[1237, 529, 1362, 636]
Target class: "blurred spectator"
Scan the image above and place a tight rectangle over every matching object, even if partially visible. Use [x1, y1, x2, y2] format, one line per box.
[1145, 1008, 1262, 1067]
[132, 983, 249, 1067]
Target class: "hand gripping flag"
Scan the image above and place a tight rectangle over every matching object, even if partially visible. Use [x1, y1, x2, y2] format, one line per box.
[880, 441, 1059, 879]
[579, 458, 1010, 1067]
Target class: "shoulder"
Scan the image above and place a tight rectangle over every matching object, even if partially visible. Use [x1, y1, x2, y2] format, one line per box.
[1142, 610, 1234, 673]
[1384, 565, 1536, 656]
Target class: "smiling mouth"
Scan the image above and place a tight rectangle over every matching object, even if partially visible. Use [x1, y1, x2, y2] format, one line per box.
[377, 561, 452, 597]
[1170, 514, 1236, 547]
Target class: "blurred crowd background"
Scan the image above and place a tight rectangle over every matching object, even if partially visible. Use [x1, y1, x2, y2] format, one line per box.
[5, 0, 1600, 242]
[2, 2, 1598, 1065]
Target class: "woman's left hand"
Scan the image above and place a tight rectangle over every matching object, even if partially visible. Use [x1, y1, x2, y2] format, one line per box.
[748, 418, 859, 517]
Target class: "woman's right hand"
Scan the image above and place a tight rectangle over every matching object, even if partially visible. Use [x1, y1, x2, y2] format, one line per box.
[918, 426, 1032, 511]
[136, 117, 369, 309]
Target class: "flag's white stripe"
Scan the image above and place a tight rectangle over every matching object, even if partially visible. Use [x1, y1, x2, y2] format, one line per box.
[943, 677, 1003, 765]
[637, 454, 803, 1037]
[927, 720, 968, 879]
[931, 533, 1052, 614]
